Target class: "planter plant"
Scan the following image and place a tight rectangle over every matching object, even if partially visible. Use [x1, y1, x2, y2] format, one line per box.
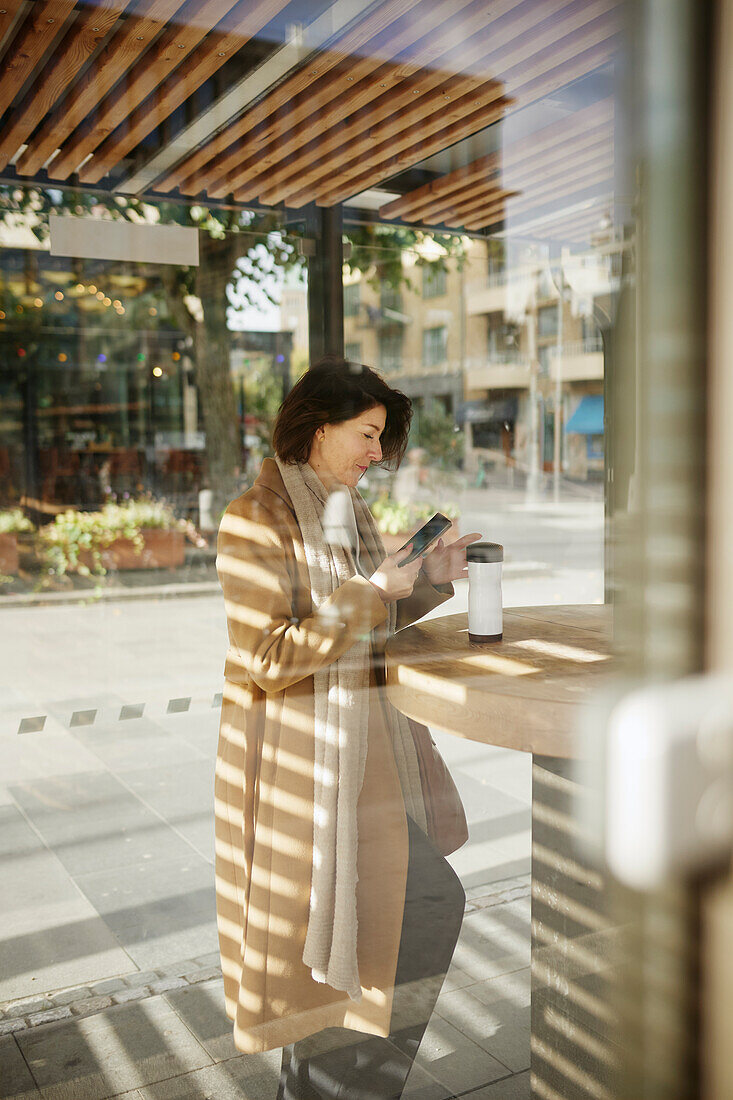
[37, 499, 192, 578]
[0, 509, 34, 575]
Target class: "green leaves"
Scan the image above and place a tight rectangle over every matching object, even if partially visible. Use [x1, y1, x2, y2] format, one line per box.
[36, 499, 181, 576]
[0, 509, 34, 534]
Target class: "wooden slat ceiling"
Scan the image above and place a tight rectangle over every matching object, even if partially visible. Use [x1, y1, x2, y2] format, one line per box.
[379, 99, 614, 231]
[0, 0, 620, 212]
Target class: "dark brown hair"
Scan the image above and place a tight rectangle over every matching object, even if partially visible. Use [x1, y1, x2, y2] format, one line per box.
[272, 356, 413, 467]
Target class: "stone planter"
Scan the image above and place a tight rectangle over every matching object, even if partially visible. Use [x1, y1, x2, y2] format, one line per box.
[0, 533, 19, 574]
[82, 528, 185, 571]
[380, 520, 460, 556]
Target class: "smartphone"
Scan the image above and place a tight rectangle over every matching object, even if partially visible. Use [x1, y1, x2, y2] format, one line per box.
[396, 512, 452, 566]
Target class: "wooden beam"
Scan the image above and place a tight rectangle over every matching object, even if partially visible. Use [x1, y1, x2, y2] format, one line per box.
[407, 120, 612, 223]
[522, 206, 614, 242]
[77, 0, 292, 184]
[308, 2, 618, 206]
[432, 135, 612, 227]
[461, 150, 614, 227]
[0, 0, 77, 120]
[197, 0, 523, 199]
[48, 0, 240, 180]
[378, 99, 613, 220]
[246, 73, 498, 206]
[207, 0, 593, 203]
[290, 95, 511, 209]
[423, 185, 521, 225]
[462, 165, 614, 230]
[423, 185, 520, 226]
[314, 29, 618, 207]
[0, 0, 27, 55]
[150, 0, 425, 193]
[15, 0, 189, 177]
[0, 0, 131, 172]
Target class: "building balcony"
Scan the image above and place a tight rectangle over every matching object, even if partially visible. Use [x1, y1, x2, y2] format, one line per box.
[466, 272, 508, 316]
[548, 338, 604, 382]
[466, 353, 531, 391]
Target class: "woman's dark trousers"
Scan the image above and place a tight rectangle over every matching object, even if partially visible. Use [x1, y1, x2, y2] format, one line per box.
[277, 816, 466, 1100]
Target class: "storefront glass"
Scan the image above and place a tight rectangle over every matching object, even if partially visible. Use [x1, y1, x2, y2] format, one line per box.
[0, 2, 645, 1097]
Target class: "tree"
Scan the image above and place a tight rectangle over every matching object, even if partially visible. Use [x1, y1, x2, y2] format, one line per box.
[344, 222, 469, 293]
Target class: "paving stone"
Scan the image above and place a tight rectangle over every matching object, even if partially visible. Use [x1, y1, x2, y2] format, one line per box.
[137, 1064, 277, 1100]
[183, 965, 221, 984]
[124, 970, 160, 987]
[91, 977, 128, 996]
[26, 1005, 73, 1026]
[148, 977, 187, 995]
[192, 952, 220, 969]
[154, 960, 194, 979]
[436, 971, 531, 1074]
[0, 1016, 28, 1034]
[70, 995, 113, 1017]
[6, 998, 50, 1016]
[17, 995, 214, 1099]
[413, 1015, 508, 1093]
[51, 986, 92, 1006]
[112, 986, 150, 1005]
[467, 1069, 531, 1099]
[0, 1034, 42, 1097]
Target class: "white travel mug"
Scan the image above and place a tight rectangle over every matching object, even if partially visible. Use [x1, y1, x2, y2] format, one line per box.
[467, 542, 503, 643]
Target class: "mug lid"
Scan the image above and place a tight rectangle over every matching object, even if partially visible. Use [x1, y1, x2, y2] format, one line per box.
[467, 542, 503, 563]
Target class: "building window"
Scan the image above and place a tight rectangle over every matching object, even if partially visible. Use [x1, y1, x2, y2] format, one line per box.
[422, 263, 447, 298]
[344, 282, 360, 317]
[380, 283, 402, 313]
[345, 342, 362, 362]
[423, 326, 447, 367]
[538, 345, 552, 376]
[581, 314, 598, 343]
[378, 330, 403, 373]
[538, 305, 559, 338]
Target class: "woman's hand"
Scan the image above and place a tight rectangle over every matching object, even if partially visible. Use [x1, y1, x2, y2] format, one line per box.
[368, 544, 423, 603]
[422, 532, 483, 587]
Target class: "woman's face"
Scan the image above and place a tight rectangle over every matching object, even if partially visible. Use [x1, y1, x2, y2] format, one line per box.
[309, 404, 387, 489]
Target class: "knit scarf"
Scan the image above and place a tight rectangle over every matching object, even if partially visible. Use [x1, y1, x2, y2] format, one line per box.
[275, 458, 427, 1001]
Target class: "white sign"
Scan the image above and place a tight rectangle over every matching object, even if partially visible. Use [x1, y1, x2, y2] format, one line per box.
[49, 215, 199, 267]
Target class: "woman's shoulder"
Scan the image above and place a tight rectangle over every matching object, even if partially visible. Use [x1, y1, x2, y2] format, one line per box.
[221, 460, 299, 542]
[226, 459, 293, 516]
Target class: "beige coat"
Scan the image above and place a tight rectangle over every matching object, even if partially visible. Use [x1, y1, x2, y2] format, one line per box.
[215, 459, 452, 1053]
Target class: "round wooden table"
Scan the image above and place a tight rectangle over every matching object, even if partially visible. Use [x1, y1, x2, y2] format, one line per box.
[385, 604, 612, 758]
[386, 604, 615, 1098]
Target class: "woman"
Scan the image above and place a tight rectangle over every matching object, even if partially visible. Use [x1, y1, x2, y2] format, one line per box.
[215, 358, 479, 1099]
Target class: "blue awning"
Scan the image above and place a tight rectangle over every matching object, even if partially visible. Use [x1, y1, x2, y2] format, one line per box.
[565, 395, 604, 434]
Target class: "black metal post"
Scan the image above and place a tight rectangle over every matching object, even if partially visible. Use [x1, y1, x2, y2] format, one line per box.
[305, 204, 344, 363]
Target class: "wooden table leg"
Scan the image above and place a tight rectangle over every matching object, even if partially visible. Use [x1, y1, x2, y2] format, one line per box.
[530, 754, 618, 1099]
